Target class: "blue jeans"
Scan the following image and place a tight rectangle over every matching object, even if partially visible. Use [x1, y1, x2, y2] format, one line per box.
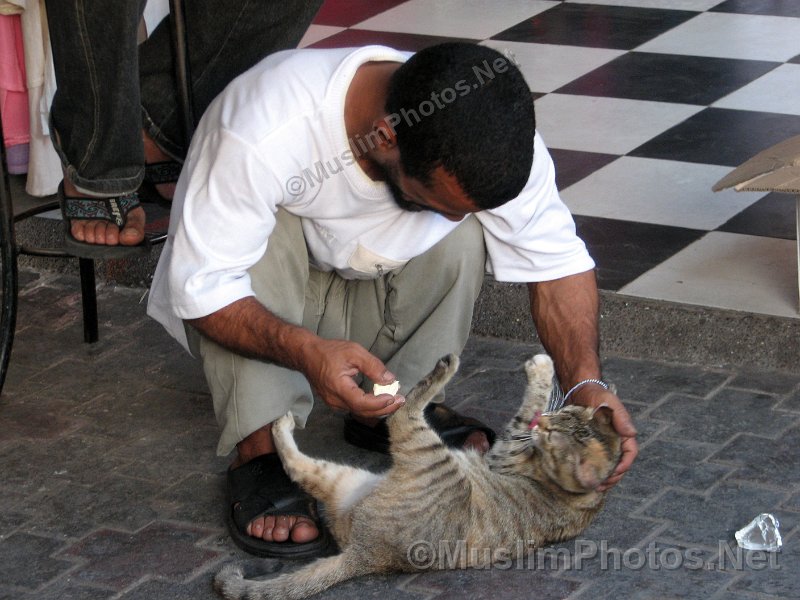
[45, 0, 323, 196]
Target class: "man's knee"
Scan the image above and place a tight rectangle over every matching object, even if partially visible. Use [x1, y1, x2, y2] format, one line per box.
[423, 215, 486, 286]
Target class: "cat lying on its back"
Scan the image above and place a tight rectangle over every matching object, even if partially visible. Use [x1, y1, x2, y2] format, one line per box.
[215, 353, 622, 600]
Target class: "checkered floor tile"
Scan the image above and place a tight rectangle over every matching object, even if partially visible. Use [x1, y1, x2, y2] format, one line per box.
[301, 0, 800, 317]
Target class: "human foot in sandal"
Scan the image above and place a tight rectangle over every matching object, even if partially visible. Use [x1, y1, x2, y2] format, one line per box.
[59, 130, 179, 253]
[227, 425, 332, 558]
[61, 178, 147, 248]
[344, 402, 495, 454]
[142, 131, 181, 202]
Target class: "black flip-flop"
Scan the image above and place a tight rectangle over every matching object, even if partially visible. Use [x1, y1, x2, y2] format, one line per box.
[226, 453, 334, 558]
[343, 403, 496, 454]
[138, 160, 181, 206]
[145, 160, 182, 185]
[58, 182, 150, 259]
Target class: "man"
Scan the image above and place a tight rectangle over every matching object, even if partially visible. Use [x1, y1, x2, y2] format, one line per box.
[148, 42, 638, 558]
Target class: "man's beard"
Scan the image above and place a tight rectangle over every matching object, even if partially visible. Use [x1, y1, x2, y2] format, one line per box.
[374, 162, 425, 212]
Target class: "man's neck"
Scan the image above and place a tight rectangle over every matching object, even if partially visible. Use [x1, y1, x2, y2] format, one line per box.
[344, 61, 402, 181]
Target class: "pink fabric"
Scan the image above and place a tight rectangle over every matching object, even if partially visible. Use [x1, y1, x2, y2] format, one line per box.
[0, 14, 30, 148]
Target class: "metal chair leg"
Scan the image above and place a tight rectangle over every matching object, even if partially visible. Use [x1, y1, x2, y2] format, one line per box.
[169, 0, 195, 146]
[79, 258, 98, 343]
[0, 119, 19, 396]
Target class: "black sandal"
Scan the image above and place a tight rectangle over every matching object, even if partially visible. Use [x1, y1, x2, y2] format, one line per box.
[226, 453, 333, 558]
[139, 160, 182, 205]
[145, 160, 182, 185]
[343, 403, 496, 454]
[58, 182, 150, 259]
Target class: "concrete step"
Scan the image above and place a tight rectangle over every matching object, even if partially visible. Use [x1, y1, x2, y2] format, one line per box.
[473, 279, 800, 373]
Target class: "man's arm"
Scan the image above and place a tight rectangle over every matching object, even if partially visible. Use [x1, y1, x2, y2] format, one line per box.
[527, 270, 638, 489]
[187, 297, 404, 417]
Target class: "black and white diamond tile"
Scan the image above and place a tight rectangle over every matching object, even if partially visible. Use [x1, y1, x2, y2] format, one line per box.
[301, 0, 800, 317]
[492, 3, 698, 49]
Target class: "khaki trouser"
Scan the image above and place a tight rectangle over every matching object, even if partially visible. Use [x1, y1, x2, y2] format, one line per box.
[188, 209, 486, 456]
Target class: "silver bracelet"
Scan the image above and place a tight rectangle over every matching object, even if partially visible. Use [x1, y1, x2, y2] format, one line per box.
[563, 378, 609, 403]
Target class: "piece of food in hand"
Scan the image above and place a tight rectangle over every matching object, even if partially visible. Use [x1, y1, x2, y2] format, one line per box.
[373, 381, 400, 396]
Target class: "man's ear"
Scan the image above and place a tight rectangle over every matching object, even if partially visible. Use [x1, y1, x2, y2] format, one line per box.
[372, 117, 398, 148]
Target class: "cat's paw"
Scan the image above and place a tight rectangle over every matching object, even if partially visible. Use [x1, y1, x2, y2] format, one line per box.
[525, 354, 554, 383]
[406, 354, 461, 408]
[274, 412, 296, 436]
[434, 353, 460, 381]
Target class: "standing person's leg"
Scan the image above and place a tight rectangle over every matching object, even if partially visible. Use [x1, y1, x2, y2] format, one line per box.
[45, 0, 148, 251]
[139, 0, 324, 161]
[46, 0, 145, 193]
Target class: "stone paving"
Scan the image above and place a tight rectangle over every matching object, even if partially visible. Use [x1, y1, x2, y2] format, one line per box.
[1, 268, 798, 600]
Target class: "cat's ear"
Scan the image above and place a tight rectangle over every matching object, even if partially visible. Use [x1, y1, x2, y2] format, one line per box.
[591, 404, 613, 426]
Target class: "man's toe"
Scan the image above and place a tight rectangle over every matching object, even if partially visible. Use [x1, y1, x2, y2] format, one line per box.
[71, 220, 86, 242]
[119, 207, 146, 245]
[101, 223, 121, 245]
[291, 517, 319, 543]
[247, 514, 319, 543]
[246, 515, 266, 538]
[271, 515, 291, 542]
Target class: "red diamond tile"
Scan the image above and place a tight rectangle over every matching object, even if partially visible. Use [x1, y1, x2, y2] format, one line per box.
[314, 0, 412, 27]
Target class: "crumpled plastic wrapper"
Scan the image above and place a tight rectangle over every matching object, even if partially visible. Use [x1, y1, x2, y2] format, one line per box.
[735, 513, 782, 552]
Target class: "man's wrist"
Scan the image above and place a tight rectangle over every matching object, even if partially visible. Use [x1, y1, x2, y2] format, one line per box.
[564, 378, 609, 402]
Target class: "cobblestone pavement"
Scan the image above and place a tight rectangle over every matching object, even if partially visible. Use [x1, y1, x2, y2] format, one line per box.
[1, 269, 798, 600]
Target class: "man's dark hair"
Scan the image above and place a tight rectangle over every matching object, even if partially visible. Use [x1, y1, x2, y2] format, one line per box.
[385, 42, 535, 210]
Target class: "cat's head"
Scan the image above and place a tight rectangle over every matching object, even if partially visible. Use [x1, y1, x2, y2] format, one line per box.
[531, 405, 621, 493]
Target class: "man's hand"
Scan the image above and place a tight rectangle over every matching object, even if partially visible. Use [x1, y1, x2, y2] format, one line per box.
[300, 338, 405, 418]
[568, 385, 638, 491]
[528, 273, 638, 491]
[189, 297, 404, 418]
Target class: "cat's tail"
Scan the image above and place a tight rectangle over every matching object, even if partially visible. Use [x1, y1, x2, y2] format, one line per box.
[214, 554, 364, 600]
[213, 563, 248, 599]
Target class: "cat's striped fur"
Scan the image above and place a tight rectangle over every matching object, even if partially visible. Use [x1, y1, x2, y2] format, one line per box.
[214, 353, 621, 600]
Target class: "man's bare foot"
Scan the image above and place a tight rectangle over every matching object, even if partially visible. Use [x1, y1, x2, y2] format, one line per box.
[245, 513, 319, 543]
[60, 130, 175, 248]
[62, 178, 146, 246]
[143, 131, 177, 200]
[234, 424, 320, 544]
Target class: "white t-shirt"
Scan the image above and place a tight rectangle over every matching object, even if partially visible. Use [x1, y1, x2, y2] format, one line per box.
[147, 46, 595, 351]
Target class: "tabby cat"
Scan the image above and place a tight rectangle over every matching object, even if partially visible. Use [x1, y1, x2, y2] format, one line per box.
[214, 353, 621, 600]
